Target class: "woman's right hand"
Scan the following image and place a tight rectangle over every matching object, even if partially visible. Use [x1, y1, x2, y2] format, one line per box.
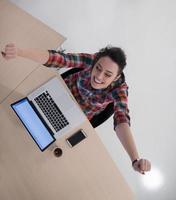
[1, 43, 18, 60]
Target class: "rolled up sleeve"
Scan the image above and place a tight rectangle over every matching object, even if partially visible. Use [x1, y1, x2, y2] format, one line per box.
[43, 50, 95, 69]
[113, 85, 131, 130]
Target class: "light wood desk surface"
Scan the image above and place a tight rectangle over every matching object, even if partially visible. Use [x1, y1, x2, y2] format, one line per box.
[0, 66, 134, 200]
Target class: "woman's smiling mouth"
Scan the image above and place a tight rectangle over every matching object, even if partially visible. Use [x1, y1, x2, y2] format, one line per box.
[94, 77, 103, 84]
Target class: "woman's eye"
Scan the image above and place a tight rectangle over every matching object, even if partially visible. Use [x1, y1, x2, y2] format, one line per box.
[105, 74, 111, 77]
[96, 66, 101, 71]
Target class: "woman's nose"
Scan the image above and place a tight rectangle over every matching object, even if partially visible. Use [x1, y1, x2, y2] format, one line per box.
[97, 72, 104, 81]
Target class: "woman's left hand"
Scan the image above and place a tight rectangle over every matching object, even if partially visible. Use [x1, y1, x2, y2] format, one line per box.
[132, 158, 151, 175]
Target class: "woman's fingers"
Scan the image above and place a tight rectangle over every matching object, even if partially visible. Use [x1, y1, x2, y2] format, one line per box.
[139, 159, 151, 172]
[2, 43, 17, 60]
[133, 159, 151, 175]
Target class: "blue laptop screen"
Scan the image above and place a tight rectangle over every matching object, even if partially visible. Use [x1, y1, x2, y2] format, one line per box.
[11, 98, 55, 151]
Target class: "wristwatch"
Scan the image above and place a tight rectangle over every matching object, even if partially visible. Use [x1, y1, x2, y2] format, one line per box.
[132, 159, 139, 166]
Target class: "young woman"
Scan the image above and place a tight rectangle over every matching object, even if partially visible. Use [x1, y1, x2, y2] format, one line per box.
[2, 43, 151, 174]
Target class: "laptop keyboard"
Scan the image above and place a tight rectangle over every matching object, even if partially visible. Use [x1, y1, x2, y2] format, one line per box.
[34, 91, 69, 132]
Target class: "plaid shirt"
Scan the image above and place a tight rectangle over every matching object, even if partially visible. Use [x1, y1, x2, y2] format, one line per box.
[44, 50, 130, 129]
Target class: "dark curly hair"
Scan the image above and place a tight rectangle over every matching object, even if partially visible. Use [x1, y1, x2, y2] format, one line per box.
[92, 46, 127, 75]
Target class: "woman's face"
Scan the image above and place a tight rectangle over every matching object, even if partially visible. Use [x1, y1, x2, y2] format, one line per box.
[91, 56, 120, 89]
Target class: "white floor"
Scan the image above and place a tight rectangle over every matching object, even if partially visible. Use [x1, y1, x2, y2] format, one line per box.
[9, 1, 176, 199]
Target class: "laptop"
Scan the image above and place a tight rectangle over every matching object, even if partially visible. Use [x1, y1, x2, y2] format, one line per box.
[11, 76, 86, 151]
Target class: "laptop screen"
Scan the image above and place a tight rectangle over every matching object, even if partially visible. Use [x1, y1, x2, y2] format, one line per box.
[11, 98, 56, 151]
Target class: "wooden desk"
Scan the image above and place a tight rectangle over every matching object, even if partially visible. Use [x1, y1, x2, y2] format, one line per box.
[0, 1, 134, 199]
[0, 66, 134, 200]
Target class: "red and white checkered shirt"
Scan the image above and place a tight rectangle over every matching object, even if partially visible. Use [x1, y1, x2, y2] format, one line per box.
[44, 50, 130, 129]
